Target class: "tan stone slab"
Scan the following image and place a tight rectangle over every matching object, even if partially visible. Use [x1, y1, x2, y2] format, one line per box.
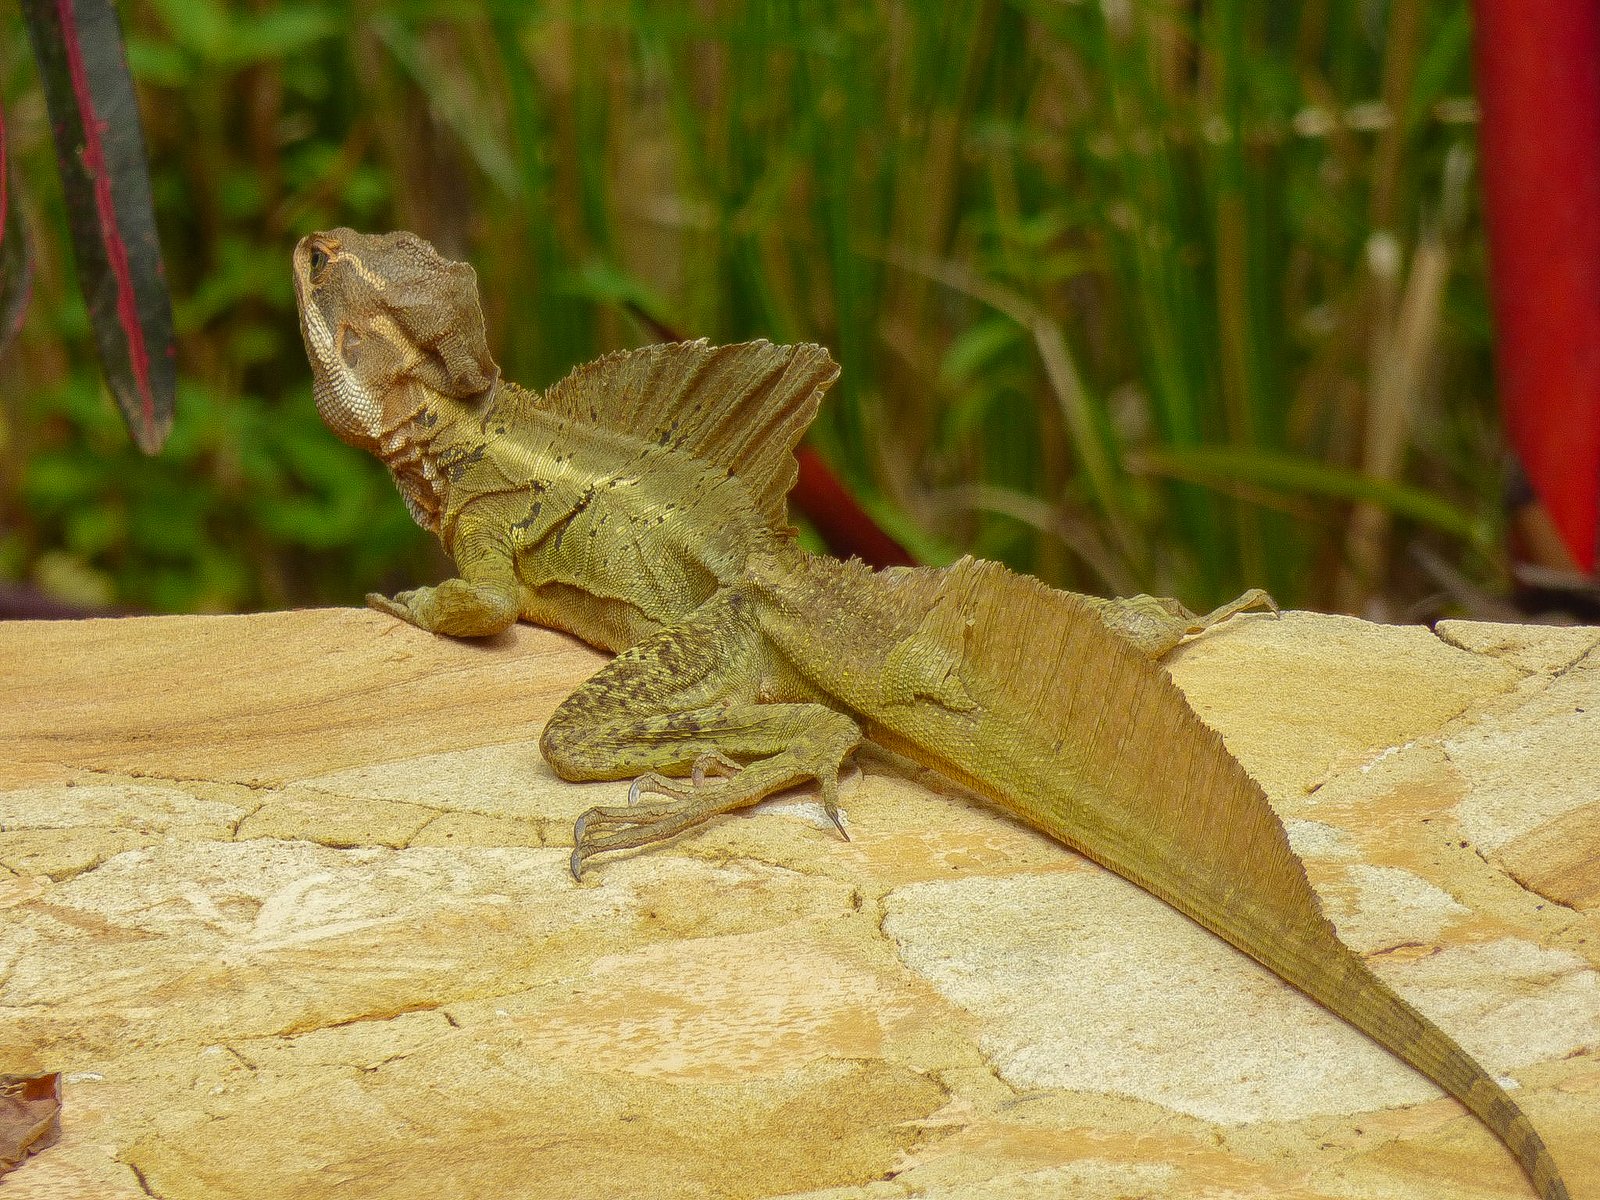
[234, 790, 436, 848]
[1496, 801, 1600, 912]
[1, 609, 1596, 1200]
[0, 609, 602, 786]
[1445, 668, 1600, 854]
[1165, 611, 1523, 799]
[1434, 620, 1600, 676]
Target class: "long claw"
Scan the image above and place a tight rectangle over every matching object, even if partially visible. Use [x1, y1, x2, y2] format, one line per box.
[819, 774, 850, 841]
[628, 771, 688, 805]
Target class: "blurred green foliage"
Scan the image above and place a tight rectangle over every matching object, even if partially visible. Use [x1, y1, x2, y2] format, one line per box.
[1, 0, 1497, 616]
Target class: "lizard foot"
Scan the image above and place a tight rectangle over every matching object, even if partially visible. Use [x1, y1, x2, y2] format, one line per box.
[571, 761, 847, 880]
[692, 750, 742, 786]
[623, 751, 739, 805]
[1187, 588, 1278, 635]
[366, 590, 420, 623]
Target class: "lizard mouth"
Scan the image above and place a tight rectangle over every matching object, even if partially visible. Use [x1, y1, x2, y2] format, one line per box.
[291, 234, 350, 372]
[291, 232, 378, 447]
[292, 238, 330, 357]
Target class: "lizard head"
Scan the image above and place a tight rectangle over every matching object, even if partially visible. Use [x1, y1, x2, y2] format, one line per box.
[292, 228, 500, 451]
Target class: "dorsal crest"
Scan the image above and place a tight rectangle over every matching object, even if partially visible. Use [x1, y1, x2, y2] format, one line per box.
[534, 339, 839, 528]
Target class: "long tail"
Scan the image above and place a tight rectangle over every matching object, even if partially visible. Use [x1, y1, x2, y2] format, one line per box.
[839, 557, 1569, 1200]
[1277, 929, 1570, 1200]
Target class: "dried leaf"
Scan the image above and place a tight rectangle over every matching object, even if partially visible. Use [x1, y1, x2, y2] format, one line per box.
[0, 1072, 62, 1176]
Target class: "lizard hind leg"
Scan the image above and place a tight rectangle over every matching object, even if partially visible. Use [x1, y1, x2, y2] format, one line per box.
[536, 587, 863, 879]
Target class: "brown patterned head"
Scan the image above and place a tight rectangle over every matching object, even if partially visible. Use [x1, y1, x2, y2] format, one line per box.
[292, 228, 499, 450]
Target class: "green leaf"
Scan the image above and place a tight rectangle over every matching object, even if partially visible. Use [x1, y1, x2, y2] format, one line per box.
[555, 260, 675, 318]
[221, 9, 337, 64]
[939, 316, 1024, 389]
[1134, 446, 1485, 543]
[23, 0, 177, 452]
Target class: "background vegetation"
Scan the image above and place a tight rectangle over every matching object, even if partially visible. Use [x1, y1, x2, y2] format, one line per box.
[1, 0, 1497, 618]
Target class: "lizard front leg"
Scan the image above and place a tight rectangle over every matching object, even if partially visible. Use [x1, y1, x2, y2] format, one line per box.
[539, 590, 861, 877]
[1087, 588, 1278, 658]
[368, 521, 521, 637]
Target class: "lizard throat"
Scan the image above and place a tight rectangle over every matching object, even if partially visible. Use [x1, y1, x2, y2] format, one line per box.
[378, 421, 447, 533]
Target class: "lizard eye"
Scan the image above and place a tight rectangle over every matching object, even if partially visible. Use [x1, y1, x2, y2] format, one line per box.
[308, 244, 330, 280]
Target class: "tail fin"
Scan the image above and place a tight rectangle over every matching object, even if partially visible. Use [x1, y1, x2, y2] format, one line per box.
[845, 557, 1569, 1200]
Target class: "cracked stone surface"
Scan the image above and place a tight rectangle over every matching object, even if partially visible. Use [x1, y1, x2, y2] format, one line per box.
[2, 607, 1597, 1200]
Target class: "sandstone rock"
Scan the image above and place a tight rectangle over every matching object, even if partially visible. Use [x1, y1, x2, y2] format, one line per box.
[1, 609, 1595, 1199]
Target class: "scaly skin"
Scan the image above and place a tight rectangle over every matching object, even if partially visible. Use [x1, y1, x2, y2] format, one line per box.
[294, 228, 1570, 1200]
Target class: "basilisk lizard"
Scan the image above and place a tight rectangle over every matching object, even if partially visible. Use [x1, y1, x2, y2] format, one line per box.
[293, 228, 1571, 1200]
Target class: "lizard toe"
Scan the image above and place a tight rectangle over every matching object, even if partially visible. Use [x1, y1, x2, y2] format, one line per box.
[691, 750, 742, 786]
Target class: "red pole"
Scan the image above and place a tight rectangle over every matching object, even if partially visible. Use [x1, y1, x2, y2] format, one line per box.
[1473, 0, 1600, 575]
